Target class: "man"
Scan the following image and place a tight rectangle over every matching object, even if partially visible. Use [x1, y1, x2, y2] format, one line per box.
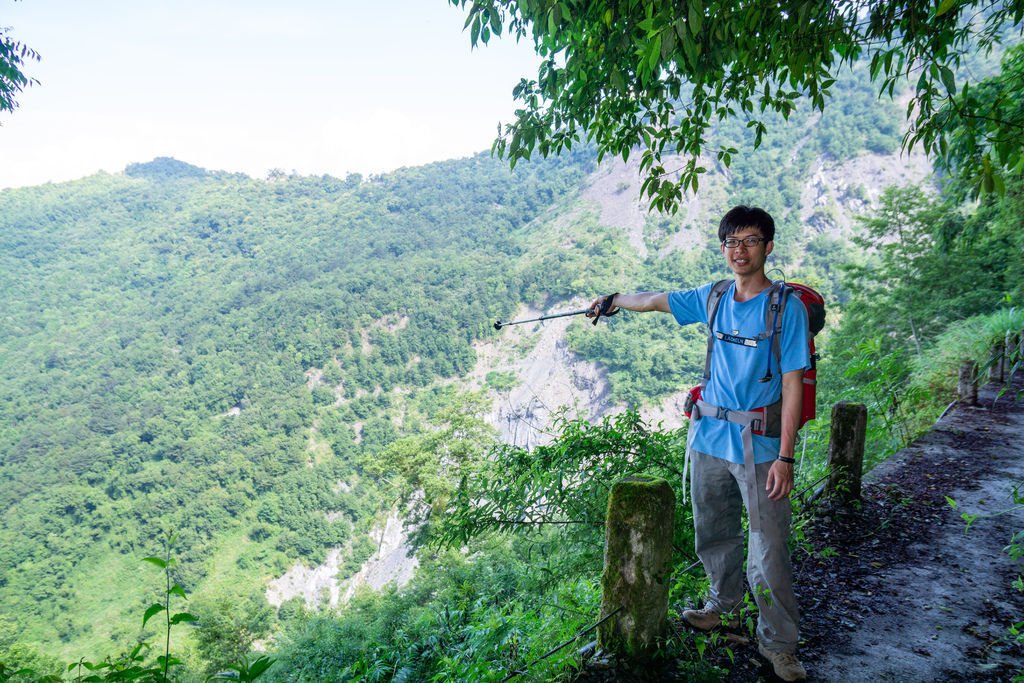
[587, 205, 809, 682]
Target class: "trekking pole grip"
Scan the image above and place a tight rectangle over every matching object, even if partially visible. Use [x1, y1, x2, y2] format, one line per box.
[592, 292, 620, 325]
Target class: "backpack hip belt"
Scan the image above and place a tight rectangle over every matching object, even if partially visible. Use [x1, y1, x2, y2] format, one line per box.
[690, 398, 777, 533]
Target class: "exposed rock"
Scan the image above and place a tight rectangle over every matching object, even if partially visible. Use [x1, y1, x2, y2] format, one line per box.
[799, 150, 933, 236]
[341, 511, 418, 603]
[266, 547, 344, 610]
[471, 302, 612, 448]
[304, 367, 324, 389]
[265, 510, 417, 610]
[472, 303, 693, 445]
[581, 157, 650, 258]
[372, 314, 409, 333]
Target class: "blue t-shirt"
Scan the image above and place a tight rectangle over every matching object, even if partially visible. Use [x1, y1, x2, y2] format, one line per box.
[668, 282, 810, 464]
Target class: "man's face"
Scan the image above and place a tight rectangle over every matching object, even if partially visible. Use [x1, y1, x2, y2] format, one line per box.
[720, 226, 773, 277]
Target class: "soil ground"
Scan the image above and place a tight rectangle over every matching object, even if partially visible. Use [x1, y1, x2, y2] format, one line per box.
[577, 376, 1024, 682]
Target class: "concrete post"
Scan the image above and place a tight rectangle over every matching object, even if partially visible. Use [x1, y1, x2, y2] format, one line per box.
[989, 342, 1005, 383]
[958, 361, 978, 406]
[598, 475, 675, 660]
[826, 402, 867, 503]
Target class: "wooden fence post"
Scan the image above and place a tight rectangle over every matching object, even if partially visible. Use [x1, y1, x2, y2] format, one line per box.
[826, 402, 867, 503]
[958, 361, 978, 406]
[598, 475, 675, 661]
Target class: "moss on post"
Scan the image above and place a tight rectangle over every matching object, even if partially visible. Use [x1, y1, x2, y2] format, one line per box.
[598, 475, 675, 660]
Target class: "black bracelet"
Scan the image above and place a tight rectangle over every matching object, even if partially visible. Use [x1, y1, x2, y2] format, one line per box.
[777, 456, 796, 464]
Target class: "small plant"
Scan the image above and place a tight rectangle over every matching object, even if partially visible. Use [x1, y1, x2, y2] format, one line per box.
[817, 546, 839, 560]
[141, 533, 199, 682]
[0, 536, 274, 683]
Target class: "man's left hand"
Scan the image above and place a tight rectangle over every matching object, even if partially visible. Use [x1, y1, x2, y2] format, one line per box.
[766, 459, 794, 501]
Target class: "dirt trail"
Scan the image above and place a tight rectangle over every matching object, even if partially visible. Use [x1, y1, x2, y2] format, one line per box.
[577, 377, 1024, 682]
[724, 377, 1024, 681]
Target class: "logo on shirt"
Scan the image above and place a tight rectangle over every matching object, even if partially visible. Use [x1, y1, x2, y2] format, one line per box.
[715, 331, 758, 348]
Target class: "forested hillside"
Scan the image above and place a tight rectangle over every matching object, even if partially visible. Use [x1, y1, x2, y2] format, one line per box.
[0, 151, 592, 655]
[2, 47, 1023, 680]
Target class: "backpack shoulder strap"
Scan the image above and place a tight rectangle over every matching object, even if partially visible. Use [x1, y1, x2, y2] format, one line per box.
[702, 280, 732, 383]
[765, 282, 794, 365]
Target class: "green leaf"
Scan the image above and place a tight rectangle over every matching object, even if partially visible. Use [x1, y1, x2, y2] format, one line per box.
[939, 66, 956, 95]
[944, 495, 958, 509]
[142, 556, 167, 569]
[610, 68, 626, 92]
[649, 35, 661, 72]
[170, 584, 188, 599]
[142, 603, 165, 628]
[248, 656, 276, 678]
[681, 32, 699, 68]
[662, 25, 675, 57]
[169, 612, 198, 625]
[935, 0, 957, 18]
[992, 172, 1006, 195]
[689, 0, 704, 35]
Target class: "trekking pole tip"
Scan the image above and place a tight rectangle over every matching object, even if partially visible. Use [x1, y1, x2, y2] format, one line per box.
[493, 320, 503, 331]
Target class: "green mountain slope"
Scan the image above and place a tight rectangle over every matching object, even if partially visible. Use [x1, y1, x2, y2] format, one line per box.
[0, 150, 593, 653]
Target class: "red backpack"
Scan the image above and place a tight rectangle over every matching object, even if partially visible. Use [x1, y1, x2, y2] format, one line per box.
[683, 280, 825, 433]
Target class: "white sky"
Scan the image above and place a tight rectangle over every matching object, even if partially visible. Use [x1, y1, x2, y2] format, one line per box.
[0, 0, 541, 188]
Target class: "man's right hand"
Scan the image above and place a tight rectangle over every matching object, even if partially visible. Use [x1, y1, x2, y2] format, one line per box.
[586, 294, 618, 321]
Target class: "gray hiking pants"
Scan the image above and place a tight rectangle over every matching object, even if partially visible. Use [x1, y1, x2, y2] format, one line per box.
[690, 449, 800, 653]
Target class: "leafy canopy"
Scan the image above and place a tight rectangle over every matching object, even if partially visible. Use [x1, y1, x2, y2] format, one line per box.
[0, 5, 40, 116]
[451, 0, 1024, 211]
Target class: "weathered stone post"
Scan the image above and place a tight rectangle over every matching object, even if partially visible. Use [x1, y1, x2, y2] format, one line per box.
[598, 475, 675, 660]
[826, 402, 867, 503]
[958, 361, 978, 406]
[990, 342, 1006, 383]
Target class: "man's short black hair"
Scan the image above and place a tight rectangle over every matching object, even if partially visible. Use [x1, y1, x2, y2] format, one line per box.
[718, 205, 775, 243]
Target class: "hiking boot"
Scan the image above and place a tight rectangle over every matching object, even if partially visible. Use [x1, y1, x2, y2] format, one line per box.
[758, 643, 807, 682]
[681, 606, 738, 631]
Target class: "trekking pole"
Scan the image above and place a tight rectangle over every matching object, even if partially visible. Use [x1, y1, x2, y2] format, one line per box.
[493, 294, 620, 330]
[493, 308, 591, 330]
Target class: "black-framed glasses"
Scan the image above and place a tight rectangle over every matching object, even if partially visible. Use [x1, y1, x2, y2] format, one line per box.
[722, 236, 766, 248]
